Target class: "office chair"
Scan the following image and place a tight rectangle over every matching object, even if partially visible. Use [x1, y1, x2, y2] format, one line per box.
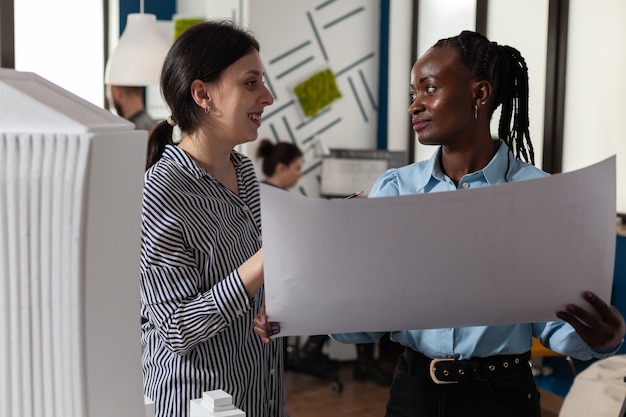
[531, 337, 577, 377]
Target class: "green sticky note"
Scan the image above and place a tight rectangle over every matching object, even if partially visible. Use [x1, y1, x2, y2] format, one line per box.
[173, 17, 206, 41]
[293, 68, 342, 118]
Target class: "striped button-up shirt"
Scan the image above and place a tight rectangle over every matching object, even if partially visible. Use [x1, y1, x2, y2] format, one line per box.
[140, 145, 286, 417]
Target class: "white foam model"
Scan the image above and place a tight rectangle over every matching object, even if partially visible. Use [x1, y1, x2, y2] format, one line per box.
[0, 69, 147, 417]
[189, 390, 245, 417]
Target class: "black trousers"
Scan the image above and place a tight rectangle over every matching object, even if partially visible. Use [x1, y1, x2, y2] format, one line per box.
[385, 349, 542, 417]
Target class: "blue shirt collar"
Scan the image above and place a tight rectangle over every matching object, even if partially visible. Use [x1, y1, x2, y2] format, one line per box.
[422, 140, 511, 189]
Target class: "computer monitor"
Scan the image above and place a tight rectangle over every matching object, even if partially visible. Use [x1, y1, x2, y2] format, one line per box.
[320, 148, 406, 198]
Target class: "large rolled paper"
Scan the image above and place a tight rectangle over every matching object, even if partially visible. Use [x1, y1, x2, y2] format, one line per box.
[261, 156, 616, 336]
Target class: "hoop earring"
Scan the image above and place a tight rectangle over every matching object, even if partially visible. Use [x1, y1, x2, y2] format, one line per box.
[474, 105, 478, 120]
[205, 105, 211, 114]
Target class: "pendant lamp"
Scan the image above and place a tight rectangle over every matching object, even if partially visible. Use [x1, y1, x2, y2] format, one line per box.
[104, 12, 170, 86]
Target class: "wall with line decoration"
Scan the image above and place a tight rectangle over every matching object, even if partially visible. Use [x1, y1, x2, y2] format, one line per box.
[246, 0, 382, 198]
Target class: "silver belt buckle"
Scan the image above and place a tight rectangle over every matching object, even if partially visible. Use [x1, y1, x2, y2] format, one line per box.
[429, 358, 458, 384]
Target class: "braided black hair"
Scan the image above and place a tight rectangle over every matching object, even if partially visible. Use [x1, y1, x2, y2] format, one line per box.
[433, 30, 535, 165]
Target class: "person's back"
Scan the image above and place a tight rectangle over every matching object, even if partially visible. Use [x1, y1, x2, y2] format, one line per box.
[106, 85, 157, 131]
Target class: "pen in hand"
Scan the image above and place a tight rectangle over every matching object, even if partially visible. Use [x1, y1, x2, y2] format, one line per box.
[344, 191, 363, 200]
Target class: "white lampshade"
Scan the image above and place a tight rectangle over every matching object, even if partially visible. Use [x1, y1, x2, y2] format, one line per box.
[104, 13, 170, 86]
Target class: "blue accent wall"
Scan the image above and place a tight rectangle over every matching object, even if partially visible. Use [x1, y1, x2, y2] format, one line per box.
[119, 0, 176, 34]
[613, 234, 626, 354]
[376, 0, 390, 150]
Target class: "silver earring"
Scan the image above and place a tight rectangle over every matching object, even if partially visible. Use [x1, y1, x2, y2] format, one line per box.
[474, 105, 478, 120]
[481, 101, 486, 105]
[205, 105, 211, 114]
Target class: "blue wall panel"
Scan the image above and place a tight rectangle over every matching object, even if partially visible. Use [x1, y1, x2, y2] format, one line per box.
[119, 0, 176, 34]
[613, 234, 626, 354]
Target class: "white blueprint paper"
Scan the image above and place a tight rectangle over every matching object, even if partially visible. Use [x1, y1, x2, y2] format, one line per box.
[261, 156, 616, 336]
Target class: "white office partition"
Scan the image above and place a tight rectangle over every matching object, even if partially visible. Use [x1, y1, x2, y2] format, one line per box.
[414, 0, 477, 163]
[487, 0, 549, 170]
[14, 0, 103, 107]
[563, 0, 626, 214]
[0, 69, 146, 417]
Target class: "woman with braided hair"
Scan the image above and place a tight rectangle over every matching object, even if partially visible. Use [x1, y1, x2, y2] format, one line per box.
[255, 30, 625, 417]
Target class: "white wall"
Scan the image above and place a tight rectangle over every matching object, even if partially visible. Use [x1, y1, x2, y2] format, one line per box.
[487, 0, 549, 170]
[563, 0, 626, 214]
[413, 0, 477, 163]
[386, 2, 414, 152]
[14, 0, 104, 107]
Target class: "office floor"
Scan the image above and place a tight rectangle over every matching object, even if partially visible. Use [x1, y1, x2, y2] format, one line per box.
[284, 357, 564, 417]
[285, 359, 393, 417]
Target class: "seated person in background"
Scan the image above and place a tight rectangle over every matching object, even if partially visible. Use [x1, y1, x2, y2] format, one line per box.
[256, 138, 393, 386]
[255, 138, 303, 189]
[106, 85, 157, 132]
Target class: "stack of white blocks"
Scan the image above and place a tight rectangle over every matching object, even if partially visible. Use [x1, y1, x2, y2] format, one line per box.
[189, 390, 245, 417]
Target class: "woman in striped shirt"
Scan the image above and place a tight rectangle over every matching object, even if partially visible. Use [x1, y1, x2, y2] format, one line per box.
[140, 20, 286, 417]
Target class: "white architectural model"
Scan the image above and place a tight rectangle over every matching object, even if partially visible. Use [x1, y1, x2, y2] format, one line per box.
[190, 390, 245, 417]
[0, 69, 147, 417]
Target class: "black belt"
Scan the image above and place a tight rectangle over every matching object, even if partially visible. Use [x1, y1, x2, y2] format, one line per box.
[404, 348, 531, 385]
